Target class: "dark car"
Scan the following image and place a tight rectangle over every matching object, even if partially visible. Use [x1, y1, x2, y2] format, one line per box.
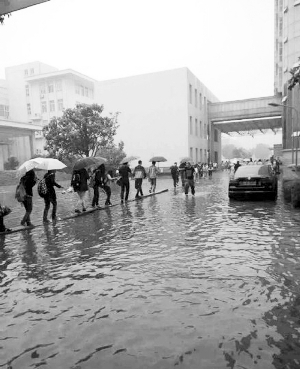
[228, 164, 278, 200]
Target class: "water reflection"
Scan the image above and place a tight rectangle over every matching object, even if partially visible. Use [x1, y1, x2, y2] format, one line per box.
[1, 173, 300, 368]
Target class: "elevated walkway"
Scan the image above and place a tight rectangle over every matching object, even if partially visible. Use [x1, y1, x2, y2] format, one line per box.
[208, 96, 283, 135]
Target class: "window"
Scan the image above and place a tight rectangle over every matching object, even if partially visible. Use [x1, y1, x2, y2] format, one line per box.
[205, 123, 208, 139]
[200, 149, 203, 162]
[30, 68, 34, 75]
[75, 84, 80, 94]
[24, 69, 28, 76]
[48, 82, 54, 93]
[189, 116, 193, 134]
[214, 151, 218, 163]
[204, 149, 207, 160]
[189, 84, 192, 104]
[85, 87, 89, 97]
[195, 119, 198, 136]
[25, 85, 29, 96]
[279, 42, 283, 62]
[195, 89, 197, 107]
[55, 80, 62, 91]
[199, 93, 202, 109]
[195, 148, 198, 163]
[80, 85, 84, 96]
[204, 97, 206, 112]
[214, 129, 218, 142]
[190, 147, 193, 160]
[27, 104, 31, 115]
[40, 83, 46, 95]
[279, 17, 283, 36]
[89, 88, 94, 99]
[58, 99, 64, 111]
[200, 121, 202, 137]
[49, 100, 55, 112]
[0, 105, 9, 118]
[41, 101, 47, 113]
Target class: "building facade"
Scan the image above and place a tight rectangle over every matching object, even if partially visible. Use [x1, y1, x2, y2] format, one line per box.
[0, 63, 220, 169]
[96, 68, 219, 166]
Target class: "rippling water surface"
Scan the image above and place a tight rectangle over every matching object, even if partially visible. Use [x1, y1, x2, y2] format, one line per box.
[1, 173, 300, 369]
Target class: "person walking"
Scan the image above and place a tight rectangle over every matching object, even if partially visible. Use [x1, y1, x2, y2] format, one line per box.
[148, 161, 160, 193]
[208, 163, 213, 178]
[133, 160, 147, 198]
[71, 167, 89, 213]
[43, 170, 63, 223]
[118, 162, 132, 203]
[91, 164, 105, 208]
[98, 164, 113, 206]
[0, 204, 12, 232]
[20, 169, 37, 227]
[170, 162, 179, 188]
[179, 161, 186, 186]
[184, 162, 195, 195]
[234, 161, 241, 173]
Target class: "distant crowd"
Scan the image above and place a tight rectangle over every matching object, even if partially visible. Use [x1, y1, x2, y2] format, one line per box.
[0, 156, 281, 233]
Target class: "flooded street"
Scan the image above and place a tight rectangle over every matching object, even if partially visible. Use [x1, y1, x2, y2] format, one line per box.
[1, 172, 300, 369]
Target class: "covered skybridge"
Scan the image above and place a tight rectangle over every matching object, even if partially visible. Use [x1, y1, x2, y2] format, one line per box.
[208, 96, 283, 136]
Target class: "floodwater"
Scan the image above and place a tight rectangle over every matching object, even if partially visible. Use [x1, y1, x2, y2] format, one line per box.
[1, 173, 300, 369]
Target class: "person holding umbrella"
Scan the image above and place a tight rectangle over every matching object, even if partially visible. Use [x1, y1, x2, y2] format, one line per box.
[71, 167, 90, 213]
[118, 161, 132, 203]
[20, 169, 37, 227]
[133, 160, 147, 198]
[43, 170, 64, 223]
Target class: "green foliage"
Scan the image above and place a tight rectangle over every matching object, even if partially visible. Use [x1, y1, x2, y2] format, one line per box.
[222, 144, 252, 159]
[96, 141, 126, 170]
[43, 103, 119, 160]
[4, 156, 19, 170]
[288, 57, 300, 90]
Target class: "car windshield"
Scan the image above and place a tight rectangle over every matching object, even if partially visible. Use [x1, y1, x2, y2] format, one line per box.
[234, 165, 270, 178]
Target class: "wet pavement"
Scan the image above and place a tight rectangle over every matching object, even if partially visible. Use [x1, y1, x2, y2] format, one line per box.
[1, 172, 300, 369]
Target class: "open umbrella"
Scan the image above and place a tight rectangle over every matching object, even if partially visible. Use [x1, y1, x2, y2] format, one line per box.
[149, 156, 167, 162]
[73, 156, 107, 171]
[17, 157, 67, 177]
[180, 157, 193, 164]
[120, 155, 139, 164]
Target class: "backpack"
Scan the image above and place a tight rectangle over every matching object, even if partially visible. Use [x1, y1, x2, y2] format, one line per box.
[15, 181, 26, 202]
[37, 178, 48, 197]
[71, 172, 81, 191]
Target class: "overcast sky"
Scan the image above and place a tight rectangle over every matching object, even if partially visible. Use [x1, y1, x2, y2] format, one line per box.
[1, 0, 280, 148]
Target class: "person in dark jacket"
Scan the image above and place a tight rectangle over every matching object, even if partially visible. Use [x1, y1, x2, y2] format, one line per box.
[91, 164, 105, 208]
[184, 162, 195, 195]
[170, 162, 179, 188]
[118, 162, 132, 203]
[179, 162, 186, 187]
[20, 169, 37, 226]
[71, 167, 89, 213]
[43, 170, 63, 223]
[0, 204, 12, 233]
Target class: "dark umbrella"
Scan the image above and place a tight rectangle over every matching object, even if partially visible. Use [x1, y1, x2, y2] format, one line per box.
[73, 157, 107, 171]
[180, 157, 192, 163]
[120, 155, 139, 164]
[149, 156, 167, 162]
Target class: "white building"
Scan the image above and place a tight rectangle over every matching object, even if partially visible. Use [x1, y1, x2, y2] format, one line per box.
[0, 63, 220, 169]
[96, 68, 220, 166]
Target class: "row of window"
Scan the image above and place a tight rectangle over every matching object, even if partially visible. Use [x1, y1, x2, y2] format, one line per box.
[189, 116, 208, 138]
[189, 147, 207, 163]
[27, 99, 64, 115]
[189, 148, 218, 164]
[40, 80, 62, 95]
[0, 104, 9, 118]
[24, 68, 35, 77]
[189, 84, 207, 109]
[75, 84, 94, 98]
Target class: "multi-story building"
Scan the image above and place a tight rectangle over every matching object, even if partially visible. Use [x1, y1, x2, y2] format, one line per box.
[0, 63, 220, 169]
[96, 68, 219, 166]
[274, 0, 300, 94]
[274, 0, 300, 164]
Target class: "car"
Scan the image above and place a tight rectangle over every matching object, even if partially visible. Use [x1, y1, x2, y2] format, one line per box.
[228, 164, 278, 200]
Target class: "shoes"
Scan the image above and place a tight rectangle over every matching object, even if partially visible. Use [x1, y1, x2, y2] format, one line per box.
[5, 228, 12, 232]
[82, 208, 87, 212]
[121, 199, 124, 204]
[43, 219, 50, 223]
[75, 209, 81, 213]
[97, 205, 101, 209]
[135, 195, 142, 199]
[27, 223, 34, 227]
[149, 189, 152, 193]
[20, 221, 25, 226]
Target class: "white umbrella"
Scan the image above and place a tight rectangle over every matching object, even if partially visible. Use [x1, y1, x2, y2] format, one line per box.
[16, 157, 66, 177]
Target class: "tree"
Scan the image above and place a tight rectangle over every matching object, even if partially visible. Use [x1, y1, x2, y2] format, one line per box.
[43, 103, 119, 160]
[97, 141, 127, 169]
[253, 143, 270, 159]
[4, 156, 19, 170]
